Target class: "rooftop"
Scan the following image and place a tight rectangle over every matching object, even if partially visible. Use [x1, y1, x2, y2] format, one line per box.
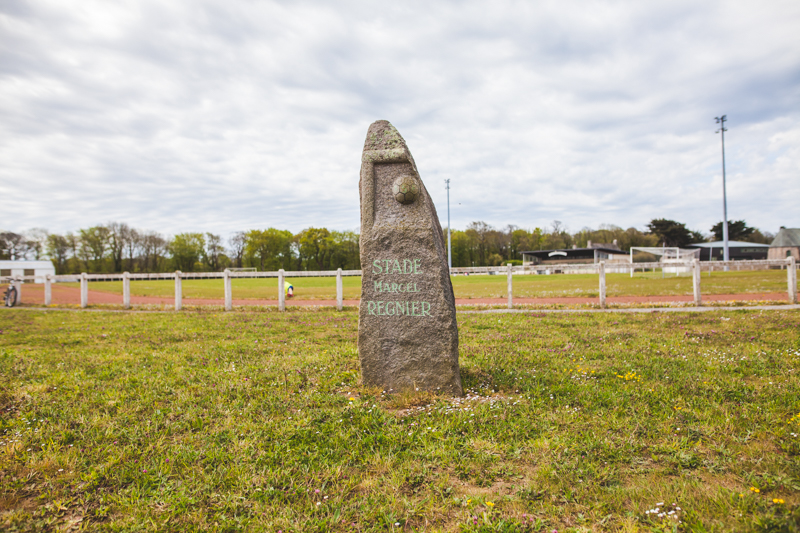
[686, 241, 769, 249]
[521, 247, 628, 256]
[0, 260, 56, 268]
[771, 228, 800, 247]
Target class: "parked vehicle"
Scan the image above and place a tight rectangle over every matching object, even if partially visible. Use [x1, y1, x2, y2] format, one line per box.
[4, 283, 17, 307]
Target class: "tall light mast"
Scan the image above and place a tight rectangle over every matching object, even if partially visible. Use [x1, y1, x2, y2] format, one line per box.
[445, 179, 452, 269]
[715, 115, 730, 265]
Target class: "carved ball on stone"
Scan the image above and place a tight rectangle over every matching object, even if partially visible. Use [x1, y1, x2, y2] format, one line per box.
[392, 176, 420, 205]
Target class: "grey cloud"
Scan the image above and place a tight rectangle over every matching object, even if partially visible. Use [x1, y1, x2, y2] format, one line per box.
[1, 0, 798, 238]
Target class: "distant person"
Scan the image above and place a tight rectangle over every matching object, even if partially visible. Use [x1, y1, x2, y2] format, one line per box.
[284, 280, 294, 298]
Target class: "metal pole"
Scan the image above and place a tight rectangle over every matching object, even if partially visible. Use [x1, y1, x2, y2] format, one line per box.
[715, 115, 730, 268]
[445, 179, 452, 269]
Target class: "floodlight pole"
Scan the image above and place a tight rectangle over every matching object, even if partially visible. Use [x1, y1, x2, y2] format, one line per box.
[445, 179, 452, 269]
[715, 115, 730, 267]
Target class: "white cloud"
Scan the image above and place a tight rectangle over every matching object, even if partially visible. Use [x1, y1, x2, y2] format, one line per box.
[1, 0, 798, 238]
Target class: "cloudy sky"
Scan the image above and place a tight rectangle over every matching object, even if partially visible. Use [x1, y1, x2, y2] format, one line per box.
[2, 0, 799, 239]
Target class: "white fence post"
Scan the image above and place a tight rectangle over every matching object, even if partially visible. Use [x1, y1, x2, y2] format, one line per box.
[788, 256, 798, 304]
[13, 279, 22, 305]
[123, 272, 131, 309]
[174, 270, 182, 311]
[224, 269, 232, 311]
[80, 273, 88, 308]
[278, 269, 285, 312]
[336, 268, 343, 311]
[599, 261, 606, 308]
[44, 275, 52, 305]
[507, 263, 513, 309]
[693, 259, 702, 306]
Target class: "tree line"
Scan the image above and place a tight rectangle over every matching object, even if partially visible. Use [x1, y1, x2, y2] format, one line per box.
[0, 218, 775, 274]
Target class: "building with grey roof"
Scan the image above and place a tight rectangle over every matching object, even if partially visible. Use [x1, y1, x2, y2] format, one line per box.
[768, 227, 800, 260]
[685, 241, 769, 261]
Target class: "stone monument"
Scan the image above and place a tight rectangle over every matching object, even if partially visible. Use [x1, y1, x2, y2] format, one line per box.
[357, 120, 462, 396]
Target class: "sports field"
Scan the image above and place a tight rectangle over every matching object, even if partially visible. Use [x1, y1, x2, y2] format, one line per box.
[1, 307, 798, 531]
[61, 269, 790, 300]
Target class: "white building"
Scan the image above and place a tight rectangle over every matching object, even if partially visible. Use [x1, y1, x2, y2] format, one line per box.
[0, 260, 56, 283]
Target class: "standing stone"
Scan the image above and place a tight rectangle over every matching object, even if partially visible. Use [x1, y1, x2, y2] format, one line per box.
[358, 120, 462, 396]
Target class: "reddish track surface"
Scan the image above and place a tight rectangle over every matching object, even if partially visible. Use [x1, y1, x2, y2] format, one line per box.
[12, 284, 798, 307]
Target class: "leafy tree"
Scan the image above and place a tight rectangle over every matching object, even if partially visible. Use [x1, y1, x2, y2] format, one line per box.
[328, 230, 360, 270]
[46, 234, 71, 273]
[245, 229, 293, 271]
[510, 227, 542, 256]
[79, 226, 110, 272]
[541, 220, 574, 250]
[746, 228, 775, 245]
[450, 230, 474, 267]
[573, 224, 658, 251]
[710, 220, 755, 242]
[646, 219, 699, 248]
[465, 221, 492, 266]
[169, 233, 206, 272]
[296, 227, 332, 270]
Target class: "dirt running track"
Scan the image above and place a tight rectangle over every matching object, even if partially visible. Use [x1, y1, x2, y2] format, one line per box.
[10, 284, 798, 308]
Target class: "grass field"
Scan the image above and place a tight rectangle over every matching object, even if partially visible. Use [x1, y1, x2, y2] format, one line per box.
[62, 269, 791, 300]
[1, 307, 799, 531]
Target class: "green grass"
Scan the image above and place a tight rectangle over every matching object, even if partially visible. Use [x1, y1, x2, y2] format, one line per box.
[64, 269, 790, 300]
[1, 308, 799, 531]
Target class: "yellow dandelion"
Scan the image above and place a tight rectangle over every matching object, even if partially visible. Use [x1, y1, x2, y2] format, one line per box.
[486, 501, 494, 507]
[750, 487, 760, 493]
[773, 498, 784, 504]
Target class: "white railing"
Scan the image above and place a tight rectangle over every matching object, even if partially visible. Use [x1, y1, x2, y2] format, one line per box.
[1, 258, 797, 310]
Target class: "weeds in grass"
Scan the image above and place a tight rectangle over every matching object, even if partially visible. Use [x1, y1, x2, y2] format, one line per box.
[0, 307, 799, 531]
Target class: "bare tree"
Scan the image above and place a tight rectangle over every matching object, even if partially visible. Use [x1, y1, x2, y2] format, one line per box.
[0, 231, 26, 260]
[66, 233, 79, 272]
[123, 226, 140, 271]
[106, 222, 130, 273]
[206, 233, 224, 271]
[140, 231, 167, 272]
[228, 231, 246, 268]
[24, 228, 50, 260]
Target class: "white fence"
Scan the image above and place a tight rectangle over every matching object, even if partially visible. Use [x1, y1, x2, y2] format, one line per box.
[1, 258, 797, 310]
